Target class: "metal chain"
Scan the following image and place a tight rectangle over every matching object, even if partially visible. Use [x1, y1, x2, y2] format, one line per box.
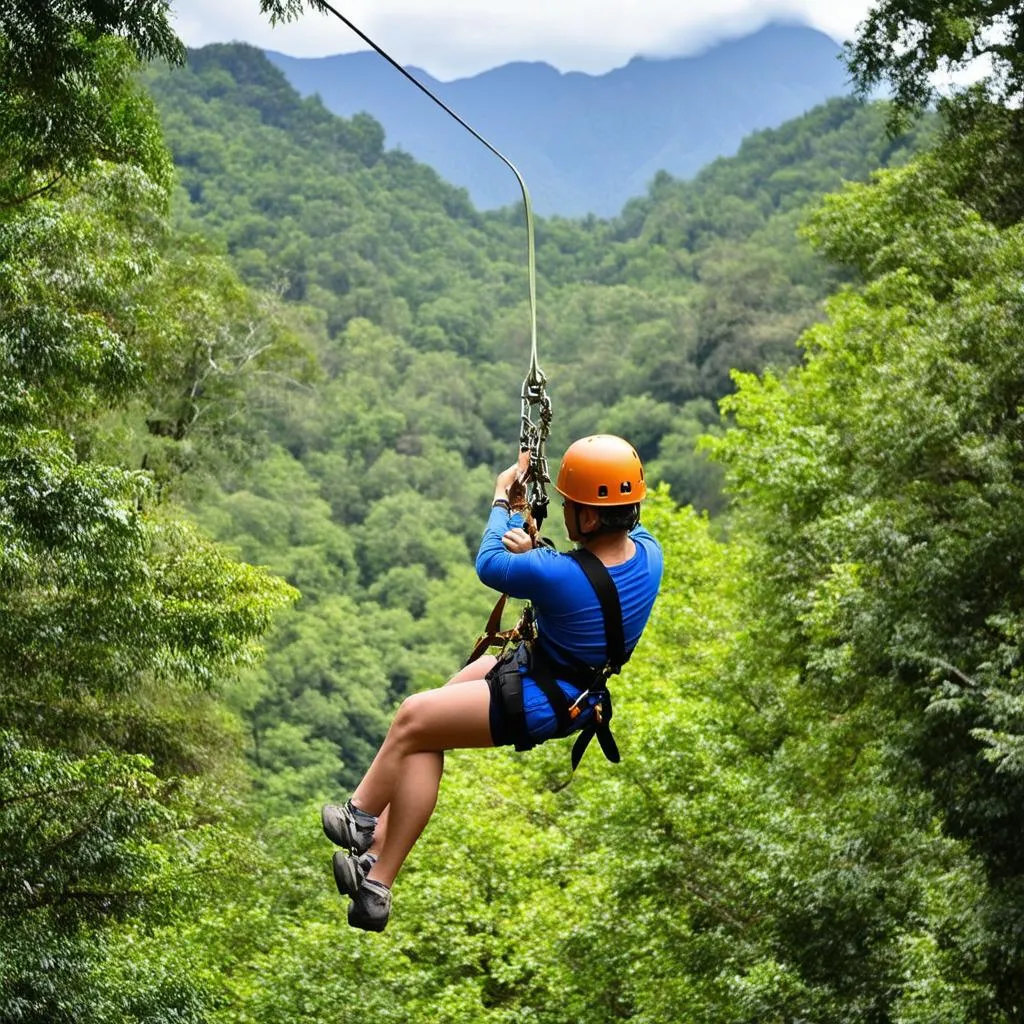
[520, 364, 552, 528]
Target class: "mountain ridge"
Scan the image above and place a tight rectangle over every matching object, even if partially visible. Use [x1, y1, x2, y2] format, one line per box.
[264, 22, 850, 216]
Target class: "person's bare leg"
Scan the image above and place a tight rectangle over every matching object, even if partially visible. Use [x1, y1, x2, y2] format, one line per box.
[353, 680, 493, 812]
[367, 750, 443, 886]
[359, 656, 497, 858]
[350, 658, 495, 817]
[446, 654, 497, 685]
[351, 680, 492, 885]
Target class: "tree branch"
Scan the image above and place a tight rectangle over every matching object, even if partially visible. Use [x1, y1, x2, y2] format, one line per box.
[0, 174, 64, 209]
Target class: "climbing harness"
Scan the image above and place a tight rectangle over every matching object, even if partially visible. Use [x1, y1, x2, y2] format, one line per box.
[486, 548, 626, 770]
[465, 591, 536, 666]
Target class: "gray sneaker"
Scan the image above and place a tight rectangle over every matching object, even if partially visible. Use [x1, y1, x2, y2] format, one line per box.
[321, 801, 376, 854]
[332, 850, 376, 899]
[348, 879, 391, 932]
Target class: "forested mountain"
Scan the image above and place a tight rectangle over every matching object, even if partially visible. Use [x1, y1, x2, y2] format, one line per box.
[151, 43, 926, 470]
[138, 43, 928, 811]
[267, 22, 850, 215]
[9, 2, 1024, 1021]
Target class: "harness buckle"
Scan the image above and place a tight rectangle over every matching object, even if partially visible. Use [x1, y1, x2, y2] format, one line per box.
[567, 688, 590, 720]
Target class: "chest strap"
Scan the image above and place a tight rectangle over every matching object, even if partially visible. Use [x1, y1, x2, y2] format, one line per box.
[566, 549, 628, 673]
[530, 548, 628, 770]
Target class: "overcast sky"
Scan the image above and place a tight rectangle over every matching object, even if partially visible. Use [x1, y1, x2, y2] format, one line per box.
[169, 0, 875, 80]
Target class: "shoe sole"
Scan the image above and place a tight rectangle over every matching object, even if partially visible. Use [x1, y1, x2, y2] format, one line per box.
[332, 851, 363, 899]
[321, 804, 349, 846]
[321, 804, 374, 854]
[348, 898, 390, 932]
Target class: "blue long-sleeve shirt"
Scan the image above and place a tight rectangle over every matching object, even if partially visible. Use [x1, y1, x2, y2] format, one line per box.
[475, 506, 663, 672]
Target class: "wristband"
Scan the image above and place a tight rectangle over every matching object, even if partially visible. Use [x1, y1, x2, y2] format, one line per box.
[492, 499, 510, 510]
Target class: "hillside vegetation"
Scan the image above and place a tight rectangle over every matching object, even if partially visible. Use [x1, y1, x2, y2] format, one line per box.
[6, 3, 1024, 1021]
[140, 44, 930, 803]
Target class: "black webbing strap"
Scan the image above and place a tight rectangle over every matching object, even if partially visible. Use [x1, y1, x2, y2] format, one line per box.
[528, 650, 575, 737]
[566, 550, 627, 669]
[565, 548, 627, 769]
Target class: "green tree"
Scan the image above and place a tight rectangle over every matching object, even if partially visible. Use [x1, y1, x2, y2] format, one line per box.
[709, 161, 1024, 1017]
[134, 239, 317, 486]
[0, 1, 182, 206]
[0, 5, 300, 1019]
[847, 0, 1024, 122]
[846, 0, 1024, 225]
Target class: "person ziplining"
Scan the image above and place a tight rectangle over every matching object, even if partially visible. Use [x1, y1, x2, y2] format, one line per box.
[323, 435, 663, 931]
[310, 3, 663, 933]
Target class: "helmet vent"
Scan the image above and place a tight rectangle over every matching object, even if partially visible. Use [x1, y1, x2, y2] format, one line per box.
[598, 485, 608, 498]
[620, 482, 632, 494]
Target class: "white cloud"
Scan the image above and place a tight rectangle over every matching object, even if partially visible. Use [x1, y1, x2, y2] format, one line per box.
[170, 0, 873, 79]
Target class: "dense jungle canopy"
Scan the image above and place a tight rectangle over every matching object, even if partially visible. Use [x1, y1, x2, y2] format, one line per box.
[4, 1, 1024, 1020]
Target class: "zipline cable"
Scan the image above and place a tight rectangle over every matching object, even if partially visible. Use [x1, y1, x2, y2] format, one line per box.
[314, 0, 544, 395]
[315, 1, 551, 523]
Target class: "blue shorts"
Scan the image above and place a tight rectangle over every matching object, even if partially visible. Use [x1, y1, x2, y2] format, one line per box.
[486, 644, 597, 749]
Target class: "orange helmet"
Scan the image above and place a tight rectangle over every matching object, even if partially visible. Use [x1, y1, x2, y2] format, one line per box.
[555, 435, 646, 506]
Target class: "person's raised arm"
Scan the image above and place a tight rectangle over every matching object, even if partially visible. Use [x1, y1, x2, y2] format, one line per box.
[477, 451, 551, 593]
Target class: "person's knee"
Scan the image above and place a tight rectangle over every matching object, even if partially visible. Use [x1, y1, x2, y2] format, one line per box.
[390, 691, 434, 751]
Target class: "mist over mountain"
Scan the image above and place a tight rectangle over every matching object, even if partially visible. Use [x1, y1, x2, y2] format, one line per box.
[266, 23, 850, 217]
